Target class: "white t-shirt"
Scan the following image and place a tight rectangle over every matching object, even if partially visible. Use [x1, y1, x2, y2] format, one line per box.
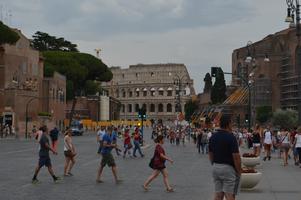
[295, 134, 301, 148]
[97, 130, 105, 141]
[264, 131, 272, 144]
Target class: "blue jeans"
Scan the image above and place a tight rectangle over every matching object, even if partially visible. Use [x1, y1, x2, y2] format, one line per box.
[133, 141, 144, 157]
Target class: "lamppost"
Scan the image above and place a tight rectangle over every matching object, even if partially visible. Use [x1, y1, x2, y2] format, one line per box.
[285, 0, 301, 124]
[173, 74, 189, 113]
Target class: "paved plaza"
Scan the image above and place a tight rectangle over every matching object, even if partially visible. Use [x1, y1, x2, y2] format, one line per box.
[0, 129, 301, 200]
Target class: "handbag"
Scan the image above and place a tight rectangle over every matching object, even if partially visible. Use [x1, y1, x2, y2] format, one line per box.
[128, 143, 133, 149]
[149, 157, 155, 169]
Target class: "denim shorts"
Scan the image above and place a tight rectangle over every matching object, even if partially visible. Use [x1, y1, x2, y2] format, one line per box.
[212, 163, 240, 195]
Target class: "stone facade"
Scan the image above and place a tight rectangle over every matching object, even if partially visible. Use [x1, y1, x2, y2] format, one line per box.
[0, 29, 44, 135]
[42, 72, 66, 130]
[0, 29, 67, 135]
[101, 63, 195, 121]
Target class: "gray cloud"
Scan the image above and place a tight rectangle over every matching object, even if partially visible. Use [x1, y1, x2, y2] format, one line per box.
[0, 0, 287, 93]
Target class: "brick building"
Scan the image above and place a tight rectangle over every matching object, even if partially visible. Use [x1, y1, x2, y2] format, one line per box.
[232, 27, 301, 124]
[0, 29, 66, 135]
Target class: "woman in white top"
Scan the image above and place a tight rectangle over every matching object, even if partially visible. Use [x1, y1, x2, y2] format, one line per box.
[64, 129, 76, 176]
[280, 129, 291, 166]
[263, 126, 273, 161]
[293, 127, 301, 168]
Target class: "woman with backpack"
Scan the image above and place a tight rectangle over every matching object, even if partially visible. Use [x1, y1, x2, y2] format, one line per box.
[143, 135, 174, 192]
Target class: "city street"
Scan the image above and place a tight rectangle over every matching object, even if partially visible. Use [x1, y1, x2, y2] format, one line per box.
[0, 129, 301, 200]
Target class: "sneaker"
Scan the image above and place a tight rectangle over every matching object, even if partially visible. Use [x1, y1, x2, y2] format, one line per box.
[64, 174, 71, 177]
[96, 180, 104, 183]
[68, 172, 74, 176]
[268, 156, 271, 161]
[32, 179, 40, 184]
[263, 157, 267, 161]
[54, 176, 61, 183]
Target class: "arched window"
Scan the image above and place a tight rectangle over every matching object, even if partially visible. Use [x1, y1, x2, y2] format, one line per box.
[150, 104, 155, 112]
[158, 104, 163, 112]
[135, 104, 139, 112]
[142, 104, 147, 112]
[167, 104, 172, 112]
[150, 88, 156, 96]
[122, 89, 126, 98]
[128, 104, 132, 112]
[167, 87, 173, 96]
[116, 89, 119, 98]
[158, 88, 164, 96]
[121, 104, 125, 113]
[143, 88, 147, 97]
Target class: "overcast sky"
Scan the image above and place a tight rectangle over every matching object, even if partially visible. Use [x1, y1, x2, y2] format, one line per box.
[1, 0, 288, 93]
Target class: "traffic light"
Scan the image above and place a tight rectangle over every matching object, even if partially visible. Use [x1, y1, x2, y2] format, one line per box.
[138, 108, 146, 119]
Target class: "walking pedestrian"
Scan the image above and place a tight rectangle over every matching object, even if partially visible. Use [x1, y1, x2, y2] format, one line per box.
[49, 127, 59, 152]
[197, 130, 202, 154]
[175, 130, 180, 146]
[97, 126, 106, 154]
[209, 115, 241, 200]
[64, 129, 76, 176]
[252, 125, 261, 157]
[143, 135, 174, 192]
[123, 129, 132, 158]
[32, 125, 60, 184]
[293, 127, 301, 167]
[133, 130, 144, 157]
[263, 126, 273, 161]
[279, 129, 291, 166]
[112, 127, 121, 156]
[201, 129, 209, 154]
[96, 126, 122, 184]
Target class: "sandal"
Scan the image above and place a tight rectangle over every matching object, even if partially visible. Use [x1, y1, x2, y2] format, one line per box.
[142, 185, 149, 191]
[166, 188, 174, 192]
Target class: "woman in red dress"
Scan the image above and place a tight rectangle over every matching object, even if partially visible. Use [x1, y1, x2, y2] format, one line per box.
[143, 135, 174, 192]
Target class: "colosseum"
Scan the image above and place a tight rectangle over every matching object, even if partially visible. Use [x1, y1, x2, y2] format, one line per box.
[101, 63, 195, 122]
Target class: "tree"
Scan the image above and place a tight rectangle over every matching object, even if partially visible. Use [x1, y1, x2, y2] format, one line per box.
[184, 99, 199, 122]
[272, 109, 298, 130]
[256, 106, 272, 124]
[203, 73, 212, 93]
[43, 51, 113, 124]
[211, 68, 226, 104]
[31, 31, 78, 52]
[0, 21, 20, 45]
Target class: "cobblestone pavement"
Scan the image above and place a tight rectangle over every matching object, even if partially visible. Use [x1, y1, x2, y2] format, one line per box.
[0, 129, 301, 200]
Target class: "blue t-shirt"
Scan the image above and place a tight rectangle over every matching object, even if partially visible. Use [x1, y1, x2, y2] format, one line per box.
[111, 131, 118, 142]
[101, 133, 113, 155]
[209, 130, 239, 168]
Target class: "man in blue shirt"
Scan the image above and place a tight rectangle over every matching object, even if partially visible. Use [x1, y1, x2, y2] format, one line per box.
[209, 115, 241, 200]
[96, 126, 122, 184]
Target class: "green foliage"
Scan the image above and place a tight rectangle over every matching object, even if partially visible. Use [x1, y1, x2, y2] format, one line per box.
[256, 106, 272, 124]
[203, 73, 212, 93]
[0, 21, 20, 45]
[211, 68, 226, 104]
[184, 99, 199, 122]
[272, 109, 298, 130]
[84, 80, 99, 95]
[31, 31, 78, 52]
[43, 51, 112, 100]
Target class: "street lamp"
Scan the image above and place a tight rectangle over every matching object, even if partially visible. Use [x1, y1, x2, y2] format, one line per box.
[173, 74, 189, 113]
[285, 0, 301, 124]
